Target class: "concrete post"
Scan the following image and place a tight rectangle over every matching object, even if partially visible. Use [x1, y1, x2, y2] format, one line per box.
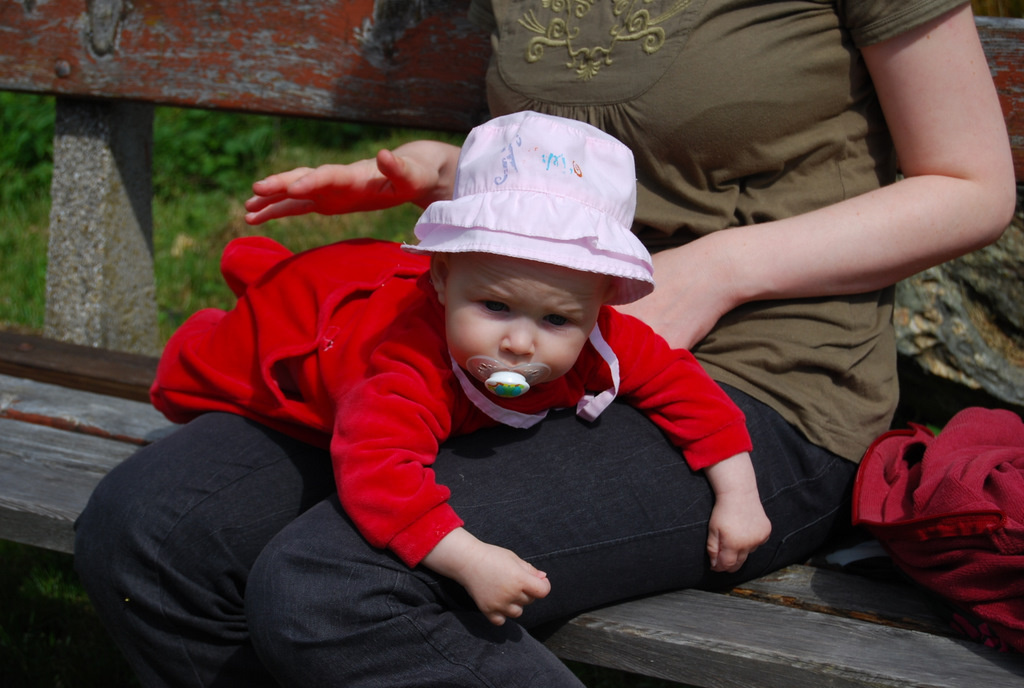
[44, 97, 159, 355]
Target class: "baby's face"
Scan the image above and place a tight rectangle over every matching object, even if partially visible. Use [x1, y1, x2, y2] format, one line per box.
[431, 252, 611, 387]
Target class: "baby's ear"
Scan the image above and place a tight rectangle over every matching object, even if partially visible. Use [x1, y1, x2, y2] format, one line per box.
[429, 256, 450, 305]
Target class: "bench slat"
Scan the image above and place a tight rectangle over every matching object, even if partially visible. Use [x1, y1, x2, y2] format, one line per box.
[730, 562, 953, 637]
[544, 586, 1024, 688]
[0, 373, 175, 444]
[0, 417, 141, 553]
[0, 375, 174, 552]
[0, 0, 490, 131]
[0, 331, 158, 402]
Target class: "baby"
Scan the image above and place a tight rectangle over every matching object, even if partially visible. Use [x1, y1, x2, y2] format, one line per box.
[151, 111, 771, 625]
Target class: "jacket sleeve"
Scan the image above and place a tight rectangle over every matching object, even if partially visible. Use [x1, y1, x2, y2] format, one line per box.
[328, 311, 465, 567]
[600, 308, 752, 470]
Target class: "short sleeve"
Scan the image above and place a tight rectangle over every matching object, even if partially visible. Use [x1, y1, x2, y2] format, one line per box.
[841, 0, 969, 47]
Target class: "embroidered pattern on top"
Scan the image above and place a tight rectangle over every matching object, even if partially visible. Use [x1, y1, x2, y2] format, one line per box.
[518, 0, 692, 80]
[491, 133, 584, 183]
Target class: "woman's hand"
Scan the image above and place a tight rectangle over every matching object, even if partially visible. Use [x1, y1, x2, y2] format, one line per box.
[616, 232, 743, 350]
[244, 140, 462, 225]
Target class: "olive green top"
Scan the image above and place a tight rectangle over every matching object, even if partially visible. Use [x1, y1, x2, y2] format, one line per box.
[470, 0, 967, 461]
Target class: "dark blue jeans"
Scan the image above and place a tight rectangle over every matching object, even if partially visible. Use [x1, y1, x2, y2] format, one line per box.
[74, 386, 857, 687]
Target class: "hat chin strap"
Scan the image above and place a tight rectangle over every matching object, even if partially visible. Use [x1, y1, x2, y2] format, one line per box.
[576, 325, 620, 421]
[449, 325, 620, 428]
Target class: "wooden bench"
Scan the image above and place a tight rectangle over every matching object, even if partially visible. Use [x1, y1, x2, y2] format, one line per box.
[2, 3, 1023, 686]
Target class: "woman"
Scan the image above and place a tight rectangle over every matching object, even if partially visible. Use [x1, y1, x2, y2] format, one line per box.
[75, 2, 1015, 686]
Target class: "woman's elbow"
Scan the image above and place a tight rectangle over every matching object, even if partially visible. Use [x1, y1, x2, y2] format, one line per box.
[981, 169, 1018, 246]
[968, 153, 1018, 249]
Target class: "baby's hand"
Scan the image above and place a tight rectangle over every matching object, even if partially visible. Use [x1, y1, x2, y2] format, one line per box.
[422, 528, 551, 626]
[457, 542, 551, 625]
[702, 452, 772, 573]
[243, 140, 460, 224]
[706, 491, 772, 572]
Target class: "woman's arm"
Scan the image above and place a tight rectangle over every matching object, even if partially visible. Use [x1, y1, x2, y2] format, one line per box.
[243, 140, 463, 225]
[620, 4, 1017, 350]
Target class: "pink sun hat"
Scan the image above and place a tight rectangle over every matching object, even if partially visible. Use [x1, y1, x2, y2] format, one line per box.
[403, 111, 654, 305]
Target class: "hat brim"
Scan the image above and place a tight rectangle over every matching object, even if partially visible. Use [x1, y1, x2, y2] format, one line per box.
[404, 191, 654, 305]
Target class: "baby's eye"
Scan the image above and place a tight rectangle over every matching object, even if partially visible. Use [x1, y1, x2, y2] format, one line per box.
[484, 301, 508, 312]
[545, 314, 569, 326]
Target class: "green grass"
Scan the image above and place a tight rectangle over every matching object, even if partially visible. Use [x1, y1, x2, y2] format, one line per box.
[0, 196, 49, 330]
[0, 542, 139, 688]
[0, 93, 450, 341]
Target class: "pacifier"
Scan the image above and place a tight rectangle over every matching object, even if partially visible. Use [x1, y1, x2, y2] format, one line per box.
[466, 356, 551, 399]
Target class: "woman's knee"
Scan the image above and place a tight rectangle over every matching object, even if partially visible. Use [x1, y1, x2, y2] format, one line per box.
[246, 498, 448, 655]
[74, 443, 167, 590]
[245, 500, 383, 679]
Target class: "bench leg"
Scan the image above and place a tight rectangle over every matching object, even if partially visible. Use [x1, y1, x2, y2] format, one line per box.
[45, 97, 159, 355]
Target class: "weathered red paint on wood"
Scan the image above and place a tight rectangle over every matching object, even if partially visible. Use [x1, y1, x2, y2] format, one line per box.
[977, 17, 1024, 180]
[0, 0, 491, 131]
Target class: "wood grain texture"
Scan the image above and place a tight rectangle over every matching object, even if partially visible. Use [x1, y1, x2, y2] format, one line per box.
[0, 0, 490, 131]
[0, 417, 138, 552]
[0, 373, 175, 443]
[0, 375, 174, 551]
[544, 586, 1024, 688]
[729, 563, 952, 636]
[0, 331, 158, 402]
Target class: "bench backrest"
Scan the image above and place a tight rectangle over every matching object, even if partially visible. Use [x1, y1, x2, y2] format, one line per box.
[0, 0, 491, 132]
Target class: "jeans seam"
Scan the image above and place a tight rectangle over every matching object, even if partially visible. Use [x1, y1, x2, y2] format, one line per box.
[529, 518, 708, 563]
[383, 570, 501, 688]
[758, 451, 848, 504]
[759, 454, 856, 571]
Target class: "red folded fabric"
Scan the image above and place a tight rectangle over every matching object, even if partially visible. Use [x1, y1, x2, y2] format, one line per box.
[853, 407, 1024, 652]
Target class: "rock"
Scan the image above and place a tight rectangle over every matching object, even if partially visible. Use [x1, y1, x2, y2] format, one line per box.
[894, 187, 1024, 425]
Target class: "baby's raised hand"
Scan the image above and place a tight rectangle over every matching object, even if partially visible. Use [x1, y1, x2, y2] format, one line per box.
[244, 140, 461, 225]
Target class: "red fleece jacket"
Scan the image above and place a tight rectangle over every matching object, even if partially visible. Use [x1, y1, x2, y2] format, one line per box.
[152, 237, 751, 566]
[853, 407, 1024, 652]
